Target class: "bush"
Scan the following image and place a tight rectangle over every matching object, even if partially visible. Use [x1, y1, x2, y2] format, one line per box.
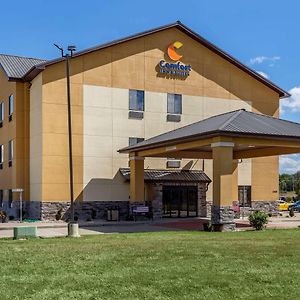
[0, 210, 7, 223]
[55, 208, 63, 221]
[249, 211, 269, 230]
[286, 196, 292, 203]
[289, 208, 295, 217]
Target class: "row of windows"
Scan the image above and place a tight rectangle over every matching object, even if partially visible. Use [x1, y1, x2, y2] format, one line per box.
[129, 90, 182, 115]
[0, 190, 13, 207]
[0, 141, 13, 168]
[0, 94, 14, 124]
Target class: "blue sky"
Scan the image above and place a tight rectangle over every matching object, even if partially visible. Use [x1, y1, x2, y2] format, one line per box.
[1, 0, 299, 173]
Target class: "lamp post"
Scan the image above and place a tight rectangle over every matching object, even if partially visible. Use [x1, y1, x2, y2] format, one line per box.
[54, 44, 80, 237]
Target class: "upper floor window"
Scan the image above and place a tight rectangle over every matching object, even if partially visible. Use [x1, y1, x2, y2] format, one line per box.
[129, 137, 144, 147]
[129, 90, 144, 111]
[0, 144, 3, 169]
[8, 140, 13, 167]
[8, 95, 13, 121]
[0, 101, 4, 125]
[167, 93, 182, 115]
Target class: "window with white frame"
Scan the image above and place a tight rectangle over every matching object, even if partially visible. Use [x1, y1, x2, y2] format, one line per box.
[8, 140, 13, 162]
[129, 90, 144, 111]
[8, 95, 13, 118]
[0, 144, 3, 168]
[0, 101, 4, 123]
[129, 137, 144, 146]
[167, 93, 182, 114]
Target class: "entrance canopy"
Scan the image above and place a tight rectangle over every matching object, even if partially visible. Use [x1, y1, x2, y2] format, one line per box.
[118, 109, 300, 231]
[119, 109, 300, 159]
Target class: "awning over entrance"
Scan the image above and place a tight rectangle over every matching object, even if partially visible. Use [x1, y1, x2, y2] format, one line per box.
[118, 109, 300, 231]
[119, 168, 211, 183]
[119, 109, 300, 159]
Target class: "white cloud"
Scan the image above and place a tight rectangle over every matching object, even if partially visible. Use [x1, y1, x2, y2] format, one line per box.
[256, 71, 269, 79]
[249, 56, 280, 65]
[281, 86, 300, 113]
[280, 155, 300, 174]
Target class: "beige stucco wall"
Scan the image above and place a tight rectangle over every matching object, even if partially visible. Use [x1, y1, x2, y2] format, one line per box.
[31, 26, 280, 203]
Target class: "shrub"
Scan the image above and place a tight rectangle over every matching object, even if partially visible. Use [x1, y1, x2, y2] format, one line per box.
[0, 210, 7, 223]
[289, 208, 295, 217]
[286, 196, 292, 203]
[249, 211, 269, 230]
[55, 208, 63, 221]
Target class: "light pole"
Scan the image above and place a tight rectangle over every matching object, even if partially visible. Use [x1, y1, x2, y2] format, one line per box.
[54, 44, 80, 237]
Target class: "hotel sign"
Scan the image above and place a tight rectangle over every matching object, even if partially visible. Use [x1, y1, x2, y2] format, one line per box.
[158, 41, 191, 77]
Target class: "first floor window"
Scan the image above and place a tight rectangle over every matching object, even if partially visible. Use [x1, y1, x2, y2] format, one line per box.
[0, 190, 3, 207]
[129, 137, 144, 146]
[8, 140, 13, 164]
[129, 90, 144, 111]
[167, 93, 182, 114]
[8, 189, 13, 208]
[8, 95, 13, 117]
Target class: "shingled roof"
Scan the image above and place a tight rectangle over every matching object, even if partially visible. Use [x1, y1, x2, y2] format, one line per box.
[0, 54, 47, 80]
[119, 168, 211, 183]
[119, 109, 300, 153]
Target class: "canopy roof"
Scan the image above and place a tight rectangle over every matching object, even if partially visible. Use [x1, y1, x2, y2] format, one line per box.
[120, 109, 300, 153]
[120, 168, 211, 183]
[119, 110, 300, 160]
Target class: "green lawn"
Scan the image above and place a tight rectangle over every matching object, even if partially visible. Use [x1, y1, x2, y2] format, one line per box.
[0, 230, 299, 300]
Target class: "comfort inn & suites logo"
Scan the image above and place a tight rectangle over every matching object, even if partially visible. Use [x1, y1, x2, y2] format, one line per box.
[167, 41, 183, 61]
[158, 41, 191, 77]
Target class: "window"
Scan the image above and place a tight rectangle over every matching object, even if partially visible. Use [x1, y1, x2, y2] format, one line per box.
[129, 137, 144, 146]
[0, 190, 3, 207]
[129, 90, 144, 111]
[167, 93, 182, 114]
[8, 140, 13, 167]
[166, 158, 181, 168]
[8, 95, 13, 121]
[0, 101, 4, 125]
[0, 144, 3, 169]
[8, 189, 13, 208]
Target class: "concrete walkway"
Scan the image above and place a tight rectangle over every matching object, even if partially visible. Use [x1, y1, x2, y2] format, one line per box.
[0, 213, 299, 238]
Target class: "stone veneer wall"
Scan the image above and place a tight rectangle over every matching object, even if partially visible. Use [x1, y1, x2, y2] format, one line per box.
[149, 181, 210, 219]
[252, 200, 279, 215]
[22, 200, 129, 221]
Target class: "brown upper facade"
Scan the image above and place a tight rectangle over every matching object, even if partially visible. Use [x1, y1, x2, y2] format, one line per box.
[0, 21, 289, 98]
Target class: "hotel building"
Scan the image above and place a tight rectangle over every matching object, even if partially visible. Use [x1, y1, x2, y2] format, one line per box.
[0, 21, 288, 220]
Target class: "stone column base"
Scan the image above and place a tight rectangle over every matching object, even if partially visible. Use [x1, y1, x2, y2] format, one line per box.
[211, 205, 236, 232]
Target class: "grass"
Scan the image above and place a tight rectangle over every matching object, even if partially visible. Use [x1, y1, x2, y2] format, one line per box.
[0, 230, 299, 300]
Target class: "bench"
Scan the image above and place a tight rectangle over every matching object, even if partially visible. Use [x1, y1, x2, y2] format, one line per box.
[132, 205, 152, 221]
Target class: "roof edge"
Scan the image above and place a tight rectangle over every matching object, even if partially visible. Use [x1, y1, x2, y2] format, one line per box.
[23, 21, 290, 98]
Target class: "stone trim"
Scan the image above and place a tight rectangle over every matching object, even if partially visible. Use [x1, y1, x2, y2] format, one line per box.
[252, 200, 279, 215]
[211, 205, 236, 231]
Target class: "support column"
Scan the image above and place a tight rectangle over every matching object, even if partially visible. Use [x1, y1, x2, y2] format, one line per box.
[211, 142, 236, 231]
[129, 154, 145, 204]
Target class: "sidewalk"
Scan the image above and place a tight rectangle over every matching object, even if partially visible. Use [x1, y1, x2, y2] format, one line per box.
[0, 214, 299, 238]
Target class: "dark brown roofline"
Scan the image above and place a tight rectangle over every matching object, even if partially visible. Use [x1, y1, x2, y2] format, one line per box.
[23, 21, 290, 98]
[119, 131, 300, 154]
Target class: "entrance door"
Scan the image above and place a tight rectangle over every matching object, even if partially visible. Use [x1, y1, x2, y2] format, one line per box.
[162, 186, 198, 218]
